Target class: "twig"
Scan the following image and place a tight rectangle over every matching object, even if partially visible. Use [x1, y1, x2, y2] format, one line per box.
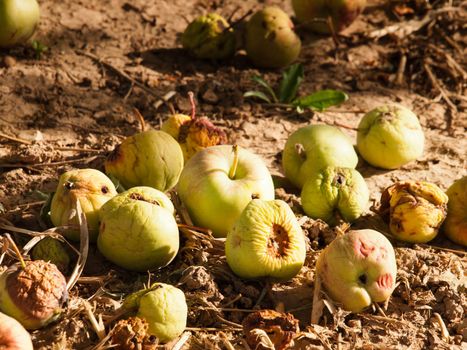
[0, 155, 104, 169]
[433, 313, 451, 342]
[133, 108, 147, 132]
[170, 331, 192, 350]
[0, 131, 32, 145]
[395, 54, 407, 85]
[311, 274, 324, 324]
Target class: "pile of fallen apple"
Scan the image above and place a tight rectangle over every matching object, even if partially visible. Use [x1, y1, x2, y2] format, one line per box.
[1, 0, 467, 348]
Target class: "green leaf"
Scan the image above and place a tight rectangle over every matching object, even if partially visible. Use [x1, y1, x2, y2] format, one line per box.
[278, 63, 304, 103]
[293, 90, 349, 111]
[243, 90, 272, 103]
[251, 75, 278, 102]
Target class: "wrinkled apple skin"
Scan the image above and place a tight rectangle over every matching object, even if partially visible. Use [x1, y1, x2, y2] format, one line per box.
[105, 129, 184, 192]
[31, 237, 70, 274]
[0, 0, 40, 48]
[161, 114, 192, 140]
[182, 13, 236, 60]
[316, 229, 397, 312]
[50, 168, 118, 242]
[0, 312, 33, 350]
[381, 181, 448, 243]
[301, 166, 369, 225]
[357, 105, 424, 169]
[226, 199, 306, 281]
[292, 0, 366, 34]
[0, 261, 68, 330]
[177, 145, 275, 238]
[245, 7, 301, 69]
[282, 124, 358, 189]
[133, 283, 188, 343]
[97, 186, 179, 272]
[443, 176, 467, 247]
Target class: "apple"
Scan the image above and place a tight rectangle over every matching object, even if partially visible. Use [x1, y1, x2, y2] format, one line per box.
[292, 0, 367, 34]
[0, 260, 68, 330]
[105, 129, 184, 192]
[357, 104, 425, 169]
[380, 181, 448, 243]
[122, 283, 188, 343]
[282, 124, 358, 189]
[0, 0, 40, 48]
[443, 176, 467, 246]
[316, 229, 397, 312]
[177, 145, 275, 238]
[301, 166, 369, 225]
[245, 7, 301, 68]
[181, 13, 236, 60]
[97, 186, 179, 272]
[50, 168, 118, 242]
[225, 199, 306, 281]
[0, 312, 33, 350]
[31, 237, 70, 274]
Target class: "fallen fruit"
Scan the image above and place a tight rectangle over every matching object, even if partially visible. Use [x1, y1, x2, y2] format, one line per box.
[380, 181, 448, 243]
[0, 260, 68, 330]
[182, 13, 236, 60]
[301, 166, 369, 225]
[0, 312, 33, 350]
[105, 129, 184, 192]
[31, 237, 70, 274]
[177, 145, 275, 238]
[0, 0, 40, 48]
[50, 168, 118, 242]
[161, 92, 227, 161]
[357, 104, 425, 169]
[110, 316, 157, 350]
[97, 186, 179, 272]
[282, 124, 358, 189]
[122, 283, 188, 343]
[245, 6, 301, 68]
[225, 199, 306, 281]
[242, 309, 299, 350]
[316, 229, 397, 312]
[292, 0, 366, 34]
[443, 176, 467, 247]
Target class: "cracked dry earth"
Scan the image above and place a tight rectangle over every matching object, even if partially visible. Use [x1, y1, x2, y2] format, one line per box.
[0, 0, 466, 349]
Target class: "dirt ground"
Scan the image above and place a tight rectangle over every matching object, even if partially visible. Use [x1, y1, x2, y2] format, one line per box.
[0, 0, 466, 349]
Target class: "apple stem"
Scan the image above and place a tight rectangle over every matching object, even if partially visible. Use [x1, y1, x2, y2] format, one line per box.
[295, 143, 306, 160]
[5, 234, 26, 269]
[327, 16, 340, 50]
[229, 145, 239, 179]
[188, 91, 196, 120]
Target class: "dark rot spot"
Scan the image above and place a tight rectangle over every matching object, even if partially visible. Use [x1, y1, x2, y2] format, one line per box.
[358, 274, 367, 285]
[267, 224, 290, 257]
[128, 192, 160, 206]
[376, 273, 393, 289]
[64, 181, 74, 190]
[251, 193, 260, 200]
[101, 186, 109, 194]
[333, 173, 345, 186]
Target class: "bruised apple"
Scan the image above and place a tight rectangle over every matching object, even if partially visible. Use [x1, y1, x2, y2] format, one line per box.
[97, 187, 179, 272]
[357, 105, 424, 169]
[301, 166, 369, 225]
[0, 260, 68, 330]
[225, 199, 306, 281]
[316, 229, 397, 312]
[0, 0, 40, 48]
[0, 312, 33, 350]
[292, 0, 366, 34]
[177, 145, 275, 238]
[50, 168, 117, 242]
[105, 129, 184, 192]
[443, 176, 467, 246]
[282, 124, 358, 189]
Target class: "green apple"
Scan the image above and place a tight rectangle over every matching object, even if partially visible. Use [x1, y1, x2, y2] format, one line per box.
[177, 145, 275, 238]
[0, 0, 40, 48]
[357, 104, 424, 169]
[0, 312, 33, 350]
[282, 124, 358, 189]
[225, 199, 306, 281]
[97, 186, 179, 272]
[50, 168, 118, 242]
[301, 166, 369, 225]
[0, 260, 68, 330]
[122, 283, 188, 343]
[105, 129, 184, 192]
[245, 7, 301, 68]
[31, 237, 70, 274]
[316, 229, 397, 312]
[443, 176, 467, 247]
[292, 0, 366, 34]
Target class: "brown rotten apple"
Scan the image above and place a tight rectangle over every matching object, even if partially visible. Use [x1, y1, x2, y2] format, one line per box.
[0, 260, 68, 330]
[316, 229, 397, 312]
[0, 312, 33, 350]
